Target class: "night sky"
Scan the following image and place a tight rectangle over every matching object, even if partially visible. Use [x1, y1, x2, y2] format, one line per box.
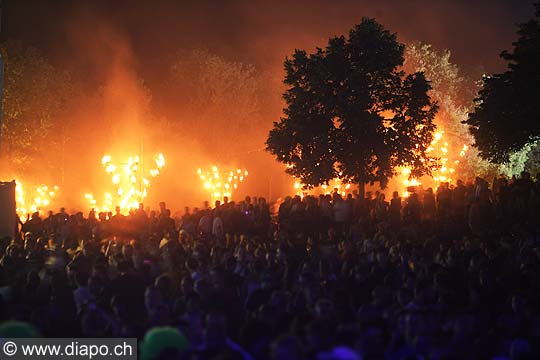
[1, 0, 537, 83]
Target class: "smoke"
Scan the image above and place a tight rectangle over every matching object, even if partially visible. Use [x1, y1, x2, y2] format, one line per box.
[48, 4, 286, 212]
[1, 0, 537, 212]
[5, 0, 536, 78]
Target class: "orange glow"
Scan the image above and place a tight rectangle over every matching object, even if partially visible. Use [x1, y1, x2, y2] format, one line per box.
[290, 128, 472, 199]
[85, 153, 165, 215]
[197, 165, 248, 203]
[292, 176, 352, 198]
[15, 181, 59, 220]
[396, 129, 470, 195]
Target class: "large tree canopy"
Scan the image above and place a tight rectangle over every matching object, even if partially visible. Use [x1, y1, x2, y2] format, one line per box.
[465, 3, 540, 164]
[266, 18, 437, 194]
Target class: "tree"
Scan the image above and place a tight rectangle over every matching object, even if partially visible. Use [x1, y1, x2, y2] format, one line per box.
[465, 3, 540, 163]
[166, 49, 263, 155]
[404, 42, 477, 137]
[404, 42, 491, 179]
[266, 18, 438, 196]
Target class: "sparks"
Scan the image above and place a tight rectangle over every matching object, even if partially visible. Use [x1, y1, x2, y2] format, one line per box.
[197, 165, 248, 203]
[292, 177, 352, 198]
[86, 153, 165, 215]
[15, 181, 58, 220]
[397, 128, 472, 195]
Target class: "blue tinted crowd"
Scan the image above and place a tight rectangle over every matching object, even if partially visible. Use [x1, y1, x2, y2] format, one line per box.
[1, 172, 540, 359]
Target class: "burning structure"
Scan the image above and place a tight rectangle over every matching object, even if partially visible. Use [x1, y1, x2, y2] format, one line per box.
[85, 153, 165, 215]
[197, 166, 249, 204]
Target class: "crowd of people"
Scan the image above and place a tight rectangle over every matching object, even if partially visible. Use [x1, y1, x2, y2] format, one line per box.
[1, 172, 540, 359]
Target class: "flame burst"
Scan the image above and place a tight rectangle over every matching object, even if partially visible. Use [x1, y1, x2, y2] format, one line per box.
[86, 153, 165, 214]
[400, 130, 470, 197]
[15, 181, 58, 219]
[197, 166, 248, 203]
[293, 173, 351, 199]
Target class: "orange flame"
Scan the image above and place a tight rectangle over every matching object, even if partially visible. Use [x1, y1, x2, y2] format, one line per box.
[198, 165, 248, 204]
[86, 153, 165, 215]
[15, 181, 59, 220]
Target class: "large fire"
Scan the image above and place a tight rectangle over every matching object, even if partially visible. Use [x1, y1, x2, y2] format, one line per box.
[197, 166, 248, 203]
[85, 153, 165, 215]
[399, 129, 469, 197]
[15, 181, 59, 220]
